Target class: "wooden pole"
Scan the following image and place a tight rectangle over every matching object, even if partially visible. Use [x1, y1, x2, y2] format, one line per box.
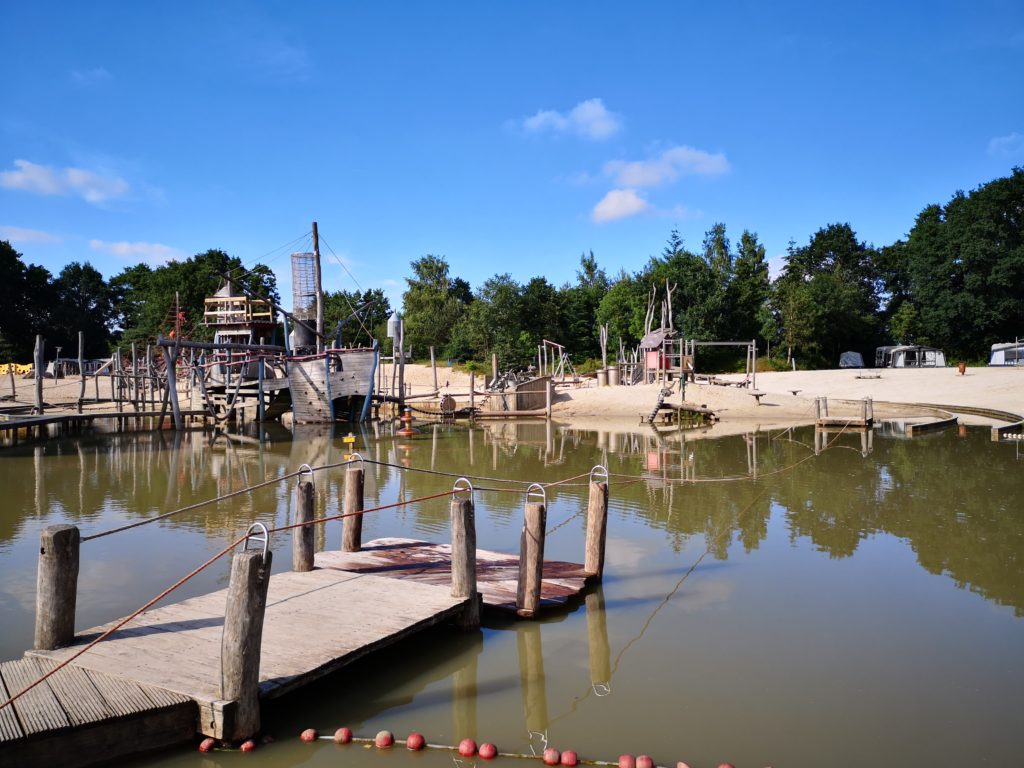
[8, 360, 15, 401]
[77, 331, 85, 413]
[34, 524, 80, 650]
[584, 480, 609, 580]
[430, 345, 437, 392]
[450, 495, 480, 629]
[221, 547, 273, 742]
[312, 221, 324, 353]
[165, 343, 184, 430]
[469, 372, 476, 413]
[491, 352, 498, 384]
[293, 477, 315, 572]
[34, 334, 44, 415]
[545, 377, 552, 418]
[585, 589, 611, 687]
[131, 342, 139, 411]
[342, 466, 364, 552]
[516, 499, 546, 618]
[397, 319, 405, 408]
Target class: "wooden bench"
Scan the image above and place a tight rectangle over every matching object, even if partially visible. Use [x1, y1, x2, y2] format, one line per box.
[748, 391, 767, 405]
[789, 389, 801, 396]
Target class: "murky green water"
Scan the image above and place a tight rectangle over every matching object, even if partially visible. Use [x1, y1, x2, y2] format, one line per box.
[1, 420, 1022, 767]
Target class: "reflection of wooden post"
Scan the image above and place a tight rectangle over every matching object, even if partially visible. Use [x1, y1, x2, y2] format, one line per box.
[517, 623, 548, 733]
[221, 548, 273, 742]
[293, 477, 315, 571]
[516, 499, 546, 617]
[34, 335, 44, 415]
[584, 481, 609, 580]
[451, 494, 479, 628]
[585, 589, 611, 686]
[35, 525, 80, 650]
[342, 466, 364, 552]
[452, 647, 478, 741]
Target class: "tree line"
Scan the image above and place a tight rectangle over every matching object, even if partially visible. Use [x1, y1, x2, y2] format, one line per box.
[2, 167, 1020, 367]
[402, 168, 1023, 368]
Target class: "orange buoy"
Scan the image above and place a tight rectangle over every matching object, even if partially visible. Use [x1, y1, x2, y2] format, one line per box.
[198, 737, 217, 753]
[240, 739, 256, 752]
[334, 727, 353, 744]
[406, 732, 426, 751]
[636, 756, 653, 768]
[479, 743, 498, 759]
[375, 730, 395, 748]
[560, 750, 579, 766]
[300, 729, 318, 743]
[543, 748, 561, 765]
[459, 738, 478, 756]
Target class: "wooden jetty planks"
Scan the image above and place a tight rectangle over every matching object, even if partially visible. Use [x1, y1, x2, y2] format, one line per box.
[0, 657, 70, 736]
[316, 537, 590, 612]
[28, 658, 112, 727]
[0, 663, 25, 742]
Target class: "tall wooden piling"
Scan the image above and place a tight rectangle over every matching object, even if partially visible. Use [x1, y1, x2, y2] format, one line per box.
[469, 372, 476, 413]
[430, 345, 438, 391]
[35, 525, 80, 650]
[342, 466, 364, 552]
[34, 334, 44, 415]
[450, 491, 480, 629]
[516, 490, 547, 618]
[77, 331, 85, 413]
[165, 342, 184, 431]
[584, 478, 609, 580]
[221, 547, 273, 741]
[293, 477, 315, 572]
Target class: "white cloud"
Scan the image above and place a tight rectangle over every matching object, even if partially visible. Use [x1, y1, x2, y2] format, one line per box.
[90, 239, 181, 265]
[988, 131, 1024, 157]
[522, 98, 622, 140]
[71, 67, 112, 85]
[0, 225, 62, 244]
[592, 189, 651, 223]
[604, 145, 730, 187]
[0, 159, 129, 204]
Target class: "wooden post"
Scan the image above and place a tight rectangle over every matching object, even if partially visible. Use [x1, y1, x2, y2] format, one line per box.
[34, 334, 44, 415]
[221, 546, 273, 742]
[491, 352, 498, 382]
[77, 331, 85, 413]
[469, 372, 476, 413]
[131, 342, 139, 411]
[166, 343, 184, 430]
[450, 492, 479, 629]
[397, 318, 405, 409]
[8, 360, 14, 401]
[293, 477, 315, 571]
[430, 345, 438, 392]
[516, 492, 546, 618]
[312, 221, 324, 353]
[35, 525, 80, 650]
[342, 466, 364, 552]
[584, 479, 609, 580]
[545, 377, 552, 418]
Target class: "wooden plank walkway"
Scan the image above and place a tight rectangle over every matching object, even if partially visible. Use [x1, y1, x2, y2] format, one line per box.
[26, 566, 469, 741]
[317, 537, 591, 612]
[0, 409, 207, 432]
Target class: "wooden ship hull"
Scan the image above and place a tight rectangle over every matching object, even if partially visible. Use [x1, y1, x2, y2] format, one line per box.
[288, 348, 377, 424]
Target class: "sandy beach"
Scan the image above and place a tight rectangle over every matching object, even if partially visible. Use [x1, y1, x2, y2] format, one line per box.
[6, 363, 1023, 432]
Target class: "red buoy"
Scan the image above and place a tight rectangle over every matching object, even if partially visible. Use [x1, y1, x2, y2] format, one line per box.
[561, 750, 579, 766]
[717, 764, 736, 768]
[334, 727, 353, 744]
[375, 730, 395, 748]
[543, 748, 561, 765]
[406, 732, 426, 751]
[198, 737, 216, 753]
[300, 729, 318, 743]
[240, 739, 256, 752]
[619, 755, 636, 768]
[636, 756, 653, 768]
[677, 763, 691, 768]
[459, 738, 478, 756]
[479, 743, 498, 759]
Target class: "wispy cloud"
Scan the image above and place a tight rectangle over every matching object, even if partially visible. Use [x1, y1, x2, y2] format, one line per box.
[592, 189, 651, 223]
[521, 98, 622, 141]
[988, 131, 1024, 157]
[604, 145, 730, 187]
[0, 225, 63, 244]
[89, 239, 181, 265]
[71, 67, 112, 85]
[0, 159, 129, 204]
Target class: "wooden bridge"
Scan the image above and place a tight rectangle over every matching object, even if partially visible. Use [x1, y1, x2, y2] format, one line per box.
[0, 469, 609, 767]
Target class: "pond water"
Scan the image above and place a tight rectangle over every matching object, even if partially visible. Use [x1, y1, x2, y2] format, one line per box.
[1, 420, 1022, 767]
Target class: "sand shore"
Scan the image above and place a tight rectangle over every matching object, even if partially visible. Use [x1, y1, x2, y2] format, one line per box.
[6, 363, 1022, 433]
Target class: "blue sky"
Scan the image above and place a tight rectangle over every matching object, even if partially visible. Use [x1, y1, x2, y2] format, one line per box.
[2, 1, 1022, 309]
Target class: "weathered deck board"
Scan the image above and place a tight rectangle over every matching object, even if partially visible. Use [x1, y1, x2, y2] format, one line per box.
[0, 658, 70, 736]
[29, 565, 468, 737]
[316, 537, 591, 612]
[0, 665, 24, 741]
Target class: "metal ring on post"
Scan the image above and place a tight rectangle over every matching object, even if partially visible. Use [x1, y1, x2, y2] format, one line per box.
[593, 682, 611, 697]
[453, 477, 474, 500]
[243, 522, 270, 560]
[526, 482, 546, 505]
[347, 452, 364, 469]
[589, 464, 609, 484]
[297, 463, 314, 480]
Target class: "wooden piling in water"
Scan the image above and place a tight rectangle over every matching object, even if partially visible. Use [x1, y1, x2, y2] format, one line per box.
[220, 547, 272, 742]
[516, 491, 547, 618]
[342, 466, 364, 552]
[293, 477, 315, 572]
[450, 492, 480, 629]
[584, 479, 609, 580]
[34, 525, 80, 650]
